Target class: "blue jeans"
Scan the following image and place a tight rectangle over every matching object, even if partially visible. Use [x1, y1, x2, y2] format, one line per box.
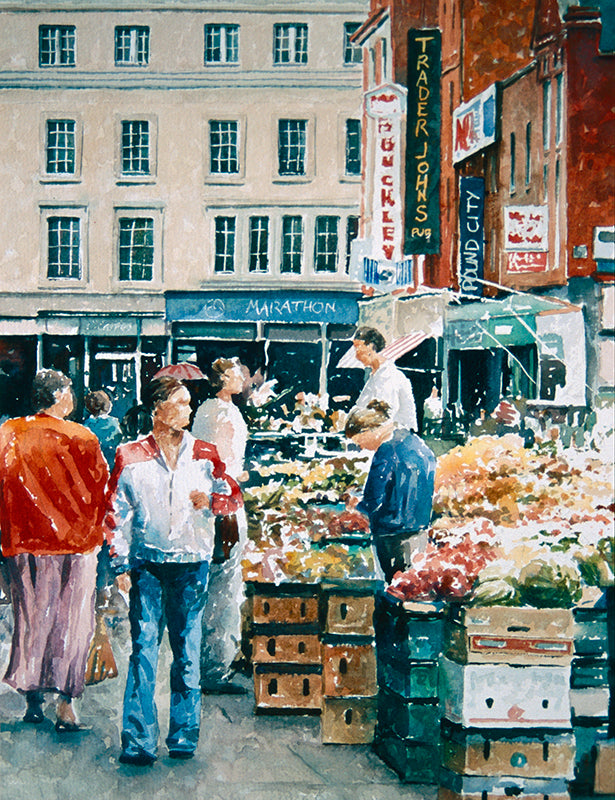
[121, 560, 210, 759]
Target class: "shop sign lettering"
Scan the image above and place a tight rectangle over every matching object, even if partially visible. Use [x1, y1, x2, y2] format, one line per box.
[458, 176, 485, 296]
[507, 252, 548, 273]
[405, 29, 441, 255]
[504, 206, 548, 251]
[453, 84, 498, 164]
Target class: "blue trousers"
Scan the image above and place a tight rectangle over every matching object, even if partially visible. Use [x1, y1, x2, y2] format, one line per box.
[121, 560, 210, 759]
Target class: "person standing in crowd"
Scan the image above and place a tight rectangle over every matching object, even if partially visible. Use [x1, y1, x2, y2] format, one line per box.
[106, 376, 242, 765]
[0, 369, 108, 730]
[344, 399, 436, 582]
[192, 358, 250, 694]
[351, 326, 418, 431]
[83, 389, 123, 468]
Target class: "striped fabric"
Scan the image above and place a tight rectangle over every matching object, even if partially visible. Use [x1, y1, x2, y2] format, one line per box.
[337, 331, 431, 368]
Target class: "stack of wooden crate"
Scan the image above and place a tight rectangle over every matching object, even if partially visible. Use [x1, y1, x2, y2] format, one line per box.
[320, 580, 378, 744]
[438, 605, 576, 800]
[373, 593, 444, 783]
[248, 582, 323, 715]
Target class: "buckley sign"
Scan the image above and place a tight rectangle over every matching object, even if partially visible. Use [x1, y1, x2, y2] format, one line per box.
[458, 176, 485, 296]
[405, 29, 441, 255]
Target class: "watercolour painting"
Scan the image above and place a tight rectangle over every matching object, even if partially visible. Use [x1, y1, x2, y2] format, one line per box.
[0, 1, 613, 799]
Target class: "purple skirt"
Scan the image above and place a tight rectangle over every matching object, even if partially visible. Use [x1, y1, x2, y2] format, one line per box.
[4, 551, 97, 698]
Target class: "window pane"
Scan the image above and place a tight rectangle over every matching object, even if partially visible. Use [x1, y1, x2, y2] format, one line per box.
[345, 119, 361, 175]
[47, 217, 80, 279]
[314, 216, 339, 273]
[214, 216, 236, 273]
[345, 216, 359, 273]
[249, 216, 269, 273]
[39, 25, 75, 67]
[122, 120, 150, 174]
[205, 24, 239, 63]
[46, 119, 76, 174]
[209, 121, 239, 174]
[281, 216, 303, 274]
[543, 80, 551, 150]
[510, 132, 516, 193]
[344, 23, 362, 64]
[278, 119, 306, 175]
[119, 218, 154, 281]
[115, 27, 149, 66]
[274, 24, 307, 64]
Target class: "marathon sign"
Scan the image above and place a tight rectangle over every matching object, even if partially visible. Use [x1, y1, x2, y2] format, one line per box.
[365, 84, 406, 264]
[405, 29, 441, 255]
[504, 205, 549, 274]
[453, 84, 498, 164]
[458, 176, 485, 296]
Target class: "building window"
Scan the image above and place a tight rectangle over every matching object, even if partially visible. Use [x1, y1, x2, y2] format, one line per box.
[249, 216, 269, 273]
[489, 152, 498, 193]
[314, 216, 339, 273]
[204, 24, 239, 64]
[345, 216, 359, 273]
[344, 22, 362, 64]
[543, 163, 549, 202]
[118, 218, 154, 281]
[281, 215, 303, 274]
[556, 73, 563, 145]
[214, 216, 236, 273]
[278, 120, 307, 176]
[345, 119, 361, 176]
[47, 217, 80, 279]
[543, 80, 551, 151]
[121, 120, 149, 175]
[510, 132, 516, 194]
[525, 122, 532, 186]
[115, 26, 149, 66]
[39, 25, 75, 67]
[273, 23, 308, 65]
[209, 121, 239, 174]
[46, 120, 75, 174]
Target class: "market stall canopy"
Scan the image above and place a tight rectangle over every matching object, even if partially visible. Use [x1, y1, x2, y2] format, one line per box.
[153, 362, 206, 380]
[337, 331, 431, 369]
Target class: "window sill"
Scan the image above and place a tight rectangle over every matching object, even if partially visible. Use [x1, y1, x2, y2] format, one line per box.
[117, 176, 157, 186]
[39, 279, 87, 289]
[40, 176, 82, 184]
[272, 176, 313, 185]
[112, 281, 161, 292]
[204, 176, 245, 185]
[204, 62, 241, 68]
[339, 175, 361, 183]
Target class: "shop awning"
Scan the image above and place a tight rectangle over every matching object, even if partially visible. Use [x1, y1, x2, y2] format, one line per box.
[337, 330, 431, 369]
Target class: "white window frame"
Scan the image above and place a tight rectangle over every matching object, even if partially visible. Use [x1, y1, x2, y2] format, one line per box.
[213, 215, 237, 274]
[205, 117, 246, 183]
[339, 115, 362, 181]
[273, 23, 308, 65]
[343, 22, 362, 65]
[39, 25, 75, 67]
[40, 205, 88, 286]
[280, 214, 304, 275]
[115, 26, 150, 67]
[248, 216, 270, 274]
[204, 24, 239, 65]
[314, 215, 340, 273]
[113, 207, 163, 288]
[116, 115, 157, 183]
[274, 116, 314, 182]
[40, 114, 83, 182]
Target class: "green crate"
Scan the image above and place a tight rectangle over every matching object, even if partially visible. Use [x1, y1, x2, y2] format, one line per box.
[377, 687, 440, 742]
[377, 656, 439, 700]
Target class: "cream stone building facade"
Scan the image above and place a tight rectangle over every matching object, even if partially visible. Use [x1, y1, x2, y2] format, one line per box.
[0, 0, 369, 419]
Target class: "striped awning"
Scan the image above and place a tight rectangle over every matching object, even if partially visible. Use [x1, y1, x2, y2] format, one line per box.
[337, 331, 431, 368]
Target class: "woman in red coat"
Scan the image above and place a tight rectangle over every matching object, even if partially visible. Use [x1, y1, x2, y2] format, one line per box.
[0, 370, 108, 730]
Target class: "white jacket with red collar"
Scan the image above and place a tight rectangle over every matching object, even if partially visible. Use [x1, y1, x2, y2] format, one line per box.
[105, 432, 242, 564]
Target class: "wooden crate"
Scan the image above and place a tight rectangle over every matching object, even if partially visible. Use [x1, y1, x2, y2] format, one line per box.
[378, 655, 439, 701]
[445, 606, 574, 666]
[377, 687, 440, 742]
[594, 739, 615, 795]
[252, 629, 321, 664]
[321, 588, 375, 637]
[248, 582, 319, 626]
[440, 657, 572, 729]
[440, 721, 575, 779]
[321, 635, 377, 697]
[373, 735, 440, 784]
[253, 663, 322, 713]
[438, 768, 570, 799]
[321, 695, 377, 744]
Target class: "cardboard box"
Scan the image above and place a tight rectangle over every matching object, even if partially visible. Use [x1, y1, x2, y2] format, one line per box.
[570, 687, 610, 721]
[321, 590, 375, 637]
[440, 721, 575, 779]
[377, 687, 440, 742]
[438, 767, 570, 799]
[252, 631, 321, 664]
[594, 739, 615, 795]
[373, 735, 440, 783]
[321, 695, 377, 744]
[445, 606, 574, 666]
[321, 635, 377, 697]
[440, 657, 572, 729]
[249, 583, 319, 626]
[377, 594, 445, 661]
[253, 663, 322, 713]
[378, 656, 439, 701]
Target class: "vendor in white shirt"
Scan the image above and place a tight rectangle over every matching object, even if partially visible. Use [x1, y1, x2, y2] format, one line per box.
[351, 326, 418, 432]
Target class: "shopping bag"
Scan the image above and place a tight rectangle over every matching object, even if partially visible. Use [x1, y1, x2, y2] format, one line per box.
[85, 613, 118, 685]
[212, 514, 240, 564]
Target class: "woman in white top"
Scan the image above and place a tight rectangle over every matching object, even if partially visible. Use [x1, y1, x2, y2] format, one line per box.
[192, 358, 250, 693]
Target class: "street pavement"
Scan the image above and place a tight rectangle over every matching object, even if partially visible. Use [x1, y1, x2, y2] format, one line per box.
[0, 601, 437, 800]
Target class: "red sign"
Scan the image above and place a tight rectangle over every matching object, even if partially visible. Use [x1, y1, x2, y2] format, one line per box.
[507, 252, 548, 273]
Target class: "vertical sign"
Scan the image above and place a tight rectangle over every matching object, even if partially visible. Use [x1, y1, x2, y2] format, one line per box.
[458, 176, 485, 296]
[405, 29, 441, 255]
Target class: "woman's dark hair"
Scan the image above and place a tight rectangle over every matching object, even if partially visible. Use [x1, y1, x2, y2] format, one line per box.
[31, 369, 72, 413]
[141, 376, 185, 414]
[209, 357, 239, 390]
[353, 326, 386, 353]
[85, 389, 111, 417]
[121, 404, 152, 439]
[344, 399, 391, 438]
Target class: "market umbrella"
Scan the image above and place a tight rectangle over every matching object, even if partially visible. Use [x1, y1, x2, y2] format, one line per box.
[153, 362, 206, 380]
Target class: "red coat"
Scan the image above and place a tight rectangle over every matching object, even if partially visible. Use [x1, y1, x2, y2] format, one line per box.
[0, 413, 109, 556]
